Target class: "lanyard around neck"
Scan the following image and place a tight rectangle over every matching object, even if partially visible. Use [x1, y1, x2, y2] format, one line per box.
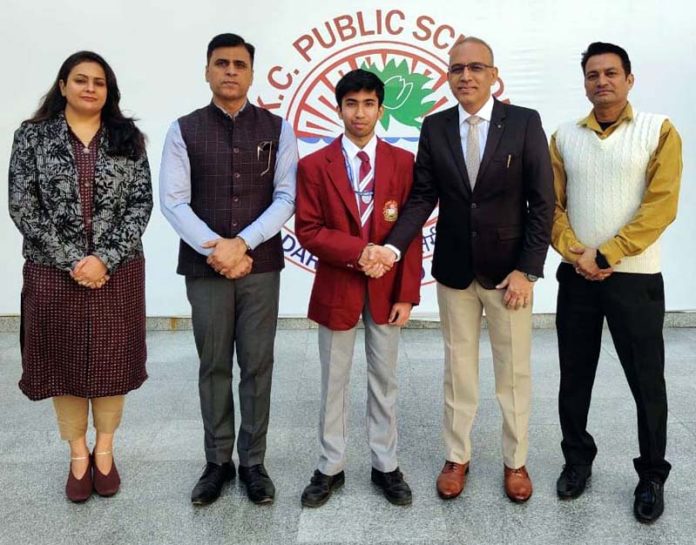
[341, 147, 374, 201]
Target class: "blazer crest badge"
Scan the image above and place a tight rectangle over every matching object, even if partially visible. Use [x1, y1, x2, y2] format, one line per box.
[383, 200, 399, 222]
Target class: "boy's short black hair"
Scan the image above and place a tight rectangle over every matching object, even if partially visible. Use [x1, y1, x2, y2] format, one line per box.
[335, 69, 385, 107]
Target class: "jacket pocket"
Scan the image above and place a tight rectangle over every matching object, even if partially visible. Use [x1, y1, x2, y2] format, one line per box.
[497, 225, 522, 240]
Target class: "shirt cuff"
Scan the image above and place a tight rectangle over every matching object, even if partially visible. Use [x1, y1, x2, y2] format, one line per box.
[236, 235, 252, 252]
[384, 244, 401, 262]
[598, 239, 623, 267]
[237, 227, 264, 251]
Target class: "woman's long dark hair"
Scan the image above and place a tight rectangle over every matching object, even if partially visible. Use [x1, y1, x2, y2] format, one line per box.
[28, 51, 146, 159]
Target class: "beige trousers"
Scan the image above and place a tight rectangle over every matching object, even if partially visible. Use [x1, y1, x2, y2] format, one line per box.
[437, 280, 532, 469]
[52, 395, 125, 441]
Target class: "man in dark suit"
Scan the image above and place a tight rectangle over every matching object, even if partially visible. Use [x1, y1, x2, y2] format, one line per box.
[370, 36, 554, 502]
[295, 69, 422, 507]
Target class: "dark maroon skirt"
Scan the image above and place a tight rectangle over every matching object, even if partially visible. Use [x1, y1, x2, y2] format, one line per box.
[19, 257, 148, 400]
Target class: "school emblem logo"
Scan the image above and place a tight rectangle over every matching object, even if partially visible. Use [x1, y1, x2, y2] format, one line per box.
[256, 10, 508, 283]
[383, 199, 399, 222]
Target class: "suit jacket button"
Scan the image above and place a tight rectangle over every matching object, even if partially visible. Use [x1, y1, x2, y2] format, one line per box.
[471, 203, 478, 209]
[471, 231, 478, 238]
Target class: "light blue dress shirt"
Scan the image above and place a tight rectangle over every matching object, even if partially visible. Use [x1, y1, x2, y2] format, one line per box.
[159, 103, 298, 255]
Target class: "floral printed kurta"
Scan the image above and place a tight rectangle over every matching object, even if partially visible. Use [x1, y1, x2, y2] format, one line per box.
[9, 114, 152, 400]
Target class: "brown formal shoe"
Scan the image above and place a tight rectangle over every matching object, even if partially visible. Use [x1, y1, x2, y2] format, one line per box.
[504, 465, 533, 502]
[93, 450, 121, 497]
[66, 454, 93, 503]
[436, 461, 469, 499]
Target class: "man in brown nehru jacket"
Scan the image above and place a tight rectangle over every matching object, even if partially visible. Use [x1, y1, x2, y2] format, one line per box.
[160, 33, 298, 506]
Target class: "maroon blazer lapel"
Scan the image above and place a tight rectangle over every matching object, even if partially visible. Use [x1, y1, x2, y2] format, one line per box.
[370, 138, 395, 240]
[325, 137, 361, 228]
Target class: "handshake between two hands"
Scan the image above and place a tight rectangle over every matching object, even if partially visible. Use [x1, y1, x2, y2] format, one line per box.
[358, 244, 397, 279]
[357, 244, 412, 326]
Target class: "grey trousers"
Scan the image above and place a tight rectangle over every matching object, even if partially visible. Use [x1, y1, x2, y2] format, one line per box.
[317, 306, 401, 475]
[186, 271, 280, 466]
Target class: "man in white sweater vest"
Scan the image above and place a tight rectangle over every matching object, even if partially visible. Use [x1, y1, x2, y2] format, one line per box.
[550, 42, 682, 523]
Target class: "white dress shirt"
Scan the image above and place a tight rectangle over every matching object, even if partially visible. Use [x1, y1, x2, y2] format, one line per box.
[458, 94, 495, 162]
[341, 133, 377, 189]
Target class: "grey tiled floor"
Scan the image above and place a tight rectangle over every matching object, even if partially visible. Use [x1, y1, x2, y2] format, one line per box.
[1, 327, 695, 545]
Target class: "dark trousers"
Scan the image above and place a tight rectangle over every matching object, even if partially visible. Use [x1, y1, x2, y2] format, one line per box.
[556, 263, 671, 482]
[186, 271, 280, 466]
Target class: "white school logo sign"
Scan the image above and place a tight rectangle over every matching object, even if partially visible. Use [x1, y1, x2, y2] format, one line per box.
[256, 10, 508, 285]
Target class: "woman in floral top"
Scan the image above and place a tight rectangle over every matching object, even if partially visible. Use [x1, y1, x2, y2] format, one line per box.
[8, 51, 152, 502]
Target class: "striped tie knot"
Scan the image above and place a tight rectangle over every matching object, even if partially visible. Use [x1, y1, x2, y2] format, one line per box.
[357, 150, 371, 181]
[354, 150, 374, 229]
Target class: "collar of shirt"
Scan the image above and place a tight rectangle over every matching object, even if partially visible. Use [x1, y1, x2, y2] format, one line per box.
[579, 102, 634, 138]
[212, 99, 248, 120]
[457, 95, 494, 161]
[457, 94, 495, 127]
[341, 133, 378, 183]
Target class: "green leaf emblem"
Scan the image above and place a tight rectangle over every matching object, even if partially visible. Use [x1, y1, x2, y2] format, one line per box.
[362, 59, 436, 130]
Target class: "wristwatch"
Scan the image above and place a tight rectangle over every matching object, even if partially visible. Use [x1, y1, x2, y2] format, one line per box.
[236, 236, 252, 252]
[595, 250, 610, 269]
[523, 273, 539, 282]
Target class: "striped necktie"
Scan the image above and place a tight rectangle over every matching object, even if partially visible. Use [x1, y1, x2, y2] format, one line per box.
[356, 150, 374, 228]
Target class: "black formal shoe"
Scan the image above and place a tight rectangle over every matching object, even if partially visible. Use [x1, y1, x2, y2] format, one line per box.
[371, 467, 412, 506]
[239, 464, 275, 504]
[191, 462, 236, 506]
[301, 469, 345, 508]
[634, 478, 664, 523]
[556, 464, 591, 499]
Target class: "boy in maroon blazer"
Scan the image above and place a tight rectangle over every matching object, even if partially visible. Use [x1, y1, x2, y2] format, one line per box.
[295, 69, 422, 507]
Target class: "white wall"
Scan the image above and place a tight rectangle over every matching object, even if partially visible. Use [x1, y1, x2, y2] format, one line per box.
[1, 0, 694, 317]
